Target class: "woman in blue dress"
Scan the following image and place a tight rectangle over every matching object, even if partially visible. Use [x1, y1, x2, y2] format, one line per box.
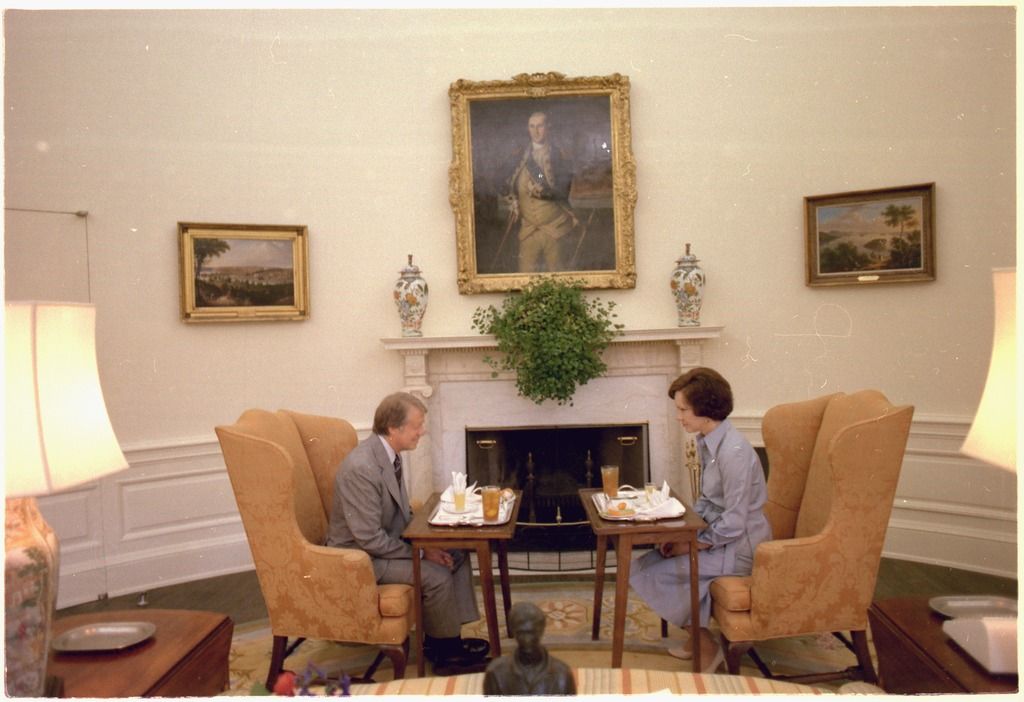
[629, 367, 772, 672]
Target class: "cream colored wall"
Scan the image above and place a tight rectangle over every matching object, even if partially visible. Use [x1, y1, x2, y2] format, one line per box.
[4, 8, 1016, 602]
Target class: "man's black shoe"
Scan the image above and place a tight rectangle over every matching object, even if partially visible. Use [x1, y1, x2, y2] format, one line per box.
[431, 639, 491, 675]
[423, 636, 490, 666]
[431, 655, 490, 676]
[459, 637, 490, 658]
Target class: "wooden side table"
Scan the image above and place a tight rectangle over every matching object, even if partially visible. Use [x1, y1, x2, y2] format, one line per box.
[868, 597, 1018, 694]
[578, 488, 706, 669]
[48, 609, 233, 697]
[402, 491, 522, 677]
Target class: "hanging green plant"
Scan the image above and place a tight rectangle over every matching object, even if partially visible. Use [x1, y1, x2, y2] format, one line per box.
[471, 277, 623, 406]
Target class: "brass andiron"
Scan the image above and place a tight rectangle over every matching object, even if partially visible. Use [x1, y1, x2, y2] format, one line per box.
[685, 435, 701, 500]
[526, 452, 537, 522]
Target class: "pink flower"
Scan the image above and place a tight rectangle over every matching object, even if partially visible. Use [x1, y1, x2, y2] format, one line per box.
[272, 671, 296, 696]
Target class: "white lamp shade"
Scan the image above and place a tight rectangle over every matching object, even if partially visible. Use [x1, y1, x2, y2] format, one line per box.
[961, 268, 1016, 471]
[5, 302, 129, 497]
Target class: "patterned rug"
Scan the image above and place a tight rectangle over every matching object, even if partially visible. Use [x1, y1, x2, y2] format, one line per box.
[224, 581, 871, 695]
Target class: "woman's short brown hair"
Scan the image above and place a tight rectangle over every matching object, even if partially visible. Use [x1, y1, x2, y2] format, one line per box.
[373, 392, 427, 436]
[667, 367, 733, 421]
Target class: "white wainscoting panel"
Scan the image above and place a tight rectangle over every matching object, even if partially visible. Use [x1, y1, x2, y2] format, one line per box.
[39, 435, 253, 608]
[885, 416, 1017, 578]
[40, 413, 1016, 608]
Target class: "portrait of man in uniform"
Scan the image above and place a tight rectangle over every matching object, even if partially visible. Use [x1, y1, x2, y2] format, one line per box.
[468, 97, 616, 275]
[449, 72, 637, 294]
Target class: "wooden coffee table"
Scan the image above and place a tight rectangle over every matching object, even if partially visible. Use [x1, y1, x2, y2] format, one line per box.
[48, 609, 233, 697]
[868, 597, 1018, 694]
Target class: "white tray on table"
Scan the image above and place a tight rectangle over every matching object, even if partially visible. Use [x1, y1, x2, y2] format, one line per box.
[592, 489, 686, 522]
[428, 494, 516, 527]
[928, 595, 1017, 619]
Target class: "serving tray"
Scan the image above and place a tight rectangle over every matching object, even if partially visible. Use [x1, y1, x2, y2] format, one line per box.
[52, 621, 156, 652]
[428, 496, 515, 527]
[591, 492, 685, 522]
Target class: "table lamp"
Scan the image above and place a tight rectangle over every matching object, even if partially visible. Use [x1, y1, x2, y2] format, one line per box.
[5, 302, 129, 696]
[961, 267, 1016, 471]
[946, 268, 1017, 675]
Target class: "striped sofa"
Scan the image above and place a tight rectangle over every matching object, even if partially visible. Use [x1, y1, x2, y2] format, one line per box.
[349, 668, 834, 695]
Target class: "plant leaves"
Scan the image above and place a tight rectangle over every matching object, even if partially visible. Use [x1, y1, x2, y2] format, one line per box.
[471, 277, 622, 405]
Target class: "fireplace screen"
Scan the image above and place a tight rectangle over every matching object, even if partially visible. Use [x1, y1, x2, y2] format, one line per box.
[465, 423, 649, 551]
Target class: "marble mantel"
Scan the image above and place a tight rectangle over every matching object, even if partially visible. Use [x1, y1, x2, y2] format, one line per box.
[381, 326, 723, 505]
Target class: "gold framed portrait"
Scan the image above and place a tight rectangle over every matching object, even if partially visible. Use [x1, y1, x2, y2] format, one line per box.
[449, 72, 637, 294]
[178, 222, 309, 323]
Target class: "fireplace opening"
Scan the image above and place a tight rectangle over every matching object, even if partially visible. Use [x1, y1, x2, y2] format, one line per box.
[466, 423, 649, 559]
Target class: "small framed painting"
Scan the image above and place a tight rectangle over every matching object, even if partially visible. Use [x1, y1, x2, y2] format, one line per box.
[178, 222, 309, 323]
[805, 183, 935, 287]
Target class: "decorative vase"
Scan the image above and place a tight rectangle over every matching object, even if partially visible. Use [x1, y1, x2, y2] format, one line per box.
[394, 254, 428, 337]
[5, 497, 59, 697]
[670, 243, 705, 327]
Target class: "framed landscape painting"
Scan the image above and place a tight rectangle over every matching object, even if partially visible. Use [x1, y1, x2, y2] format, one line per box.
[449, 71, 637, 294]
[805, 183, 935, 287]
[178, 222, 309, 323]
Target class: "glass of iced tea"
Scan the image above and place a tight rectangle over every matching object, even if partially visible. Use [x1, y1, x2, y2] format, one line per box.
[481, 485, 501, 523]
[600, 465, 619, 499]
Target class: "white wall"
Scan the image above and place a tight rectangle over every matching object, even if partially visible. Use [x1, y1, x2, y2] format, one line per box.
[4, 7, 1016, 605]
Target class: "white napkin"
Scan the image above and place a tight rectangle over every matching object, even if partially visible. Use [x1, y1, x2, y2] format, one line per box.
[637, 481, 685, 519]
[440, 472, 479, 502]
[653, 480, 670, 502]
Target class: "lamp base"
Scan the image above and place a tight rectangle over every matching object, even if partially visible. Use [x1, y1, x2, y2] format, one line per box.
[5, 497, 59, 697]
[942, 616, 1019, 674]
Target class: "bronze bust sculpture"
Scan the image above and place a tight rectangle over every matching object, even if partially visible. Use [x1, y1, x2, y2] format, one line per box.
[484, 601, 576, 696]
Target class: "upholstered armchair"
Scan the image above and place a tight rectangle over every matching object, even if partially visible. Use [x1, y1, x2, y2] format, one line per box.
[710, 390, 914, 684]
[216, 409, 413, 687]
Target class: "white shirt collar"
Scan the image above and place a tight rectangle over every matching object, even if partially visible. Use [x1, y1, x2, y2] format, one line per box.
[377, 433, 397, 464]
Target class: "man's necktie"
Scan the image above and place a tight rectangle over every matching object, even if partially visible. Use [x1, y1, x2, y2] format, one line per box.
[393, 454, 403, 485]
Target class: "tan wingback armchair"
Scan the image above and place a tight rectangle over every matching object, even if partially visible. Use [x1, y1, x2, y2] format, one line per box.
[710, 390, 913, 685]
[216, 409, 412, 687]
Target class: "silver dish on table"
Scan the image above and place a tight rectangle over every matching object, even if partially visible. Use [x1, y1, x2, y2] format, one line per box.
[52, 621, 156, 652]
[928, 595, 1017, 619]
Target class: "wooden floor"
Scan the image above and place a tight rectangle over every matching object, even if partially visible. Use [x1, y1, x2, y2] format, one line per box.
[57, 556, 1016, 627]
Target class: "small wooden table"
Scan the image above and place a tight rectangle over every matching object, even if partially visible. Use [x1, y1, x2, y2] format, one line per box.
[868, 597, 1018, 694]
[48, 609, 233, 697]
[402, 491, 522, 677]
[579, 488, 707, 669]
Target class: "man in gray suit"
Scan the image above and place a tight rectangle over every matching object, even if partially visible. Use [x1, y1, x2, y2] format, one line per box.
[326, 392, 488, 669]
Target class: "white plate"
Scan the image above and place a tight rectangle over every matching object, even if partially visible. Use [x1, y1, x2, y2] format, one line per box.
[929, 595, 1017, 619]
[441, 495, 481, 506]
[440, 503, 477, 515]
[52, 621, 156, 652]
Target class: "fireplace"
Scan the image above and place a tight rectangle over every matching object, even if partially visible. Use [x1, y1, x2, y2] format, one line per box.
[466, 423, 649, 552]
[380, 325, 725, 559]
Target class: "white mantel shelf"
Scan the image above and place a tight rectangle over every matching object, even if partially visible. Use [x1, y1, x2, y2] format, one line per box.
[381, 326, 724, 352]
[381, 325, 724, 404]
